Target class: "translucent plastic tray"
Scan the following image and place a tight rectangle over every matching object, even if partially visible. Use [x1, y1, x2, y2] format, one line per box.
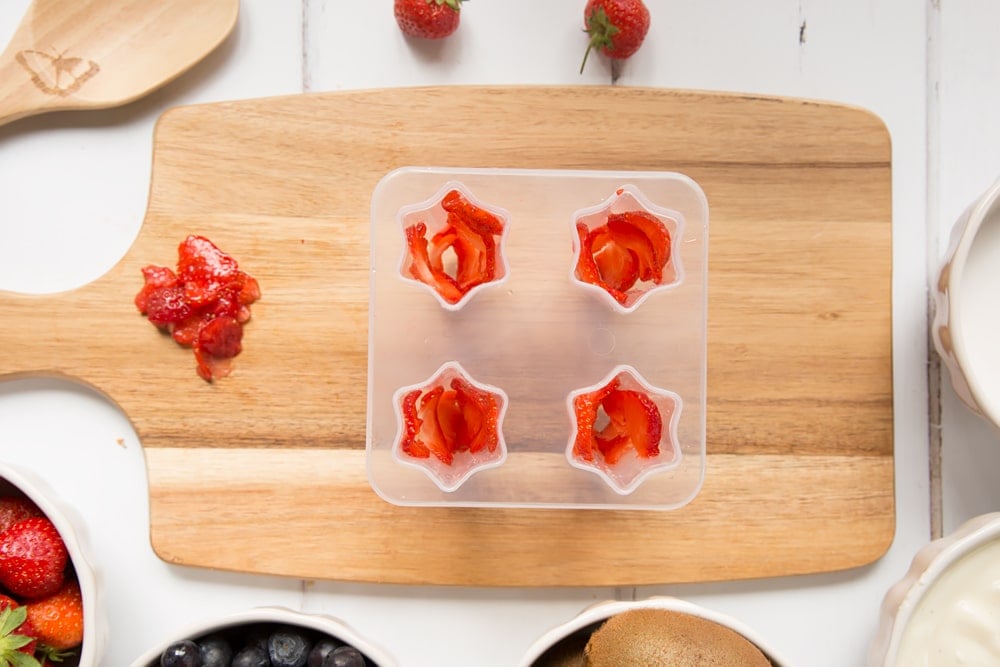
[366, 167, 708, 510]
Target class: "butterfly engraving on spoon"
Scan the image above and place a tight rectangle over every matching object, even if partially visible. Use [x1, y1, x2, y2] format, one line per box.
[15, 49, 100, 97]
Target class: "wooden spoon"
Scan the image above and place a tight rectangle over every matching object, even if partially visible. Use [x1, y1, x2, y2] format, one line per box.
[0, 0, 239, 127]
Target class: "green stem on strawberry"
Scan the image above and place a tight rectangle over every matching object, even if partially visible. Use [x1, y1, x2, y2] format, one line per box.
[0, 607, 41, 667]
[580, 6, 620, 74]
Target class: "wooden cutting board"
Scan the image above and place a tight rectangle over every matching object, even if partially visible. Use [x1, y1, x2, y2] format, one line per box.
[0, 86, 894, 586]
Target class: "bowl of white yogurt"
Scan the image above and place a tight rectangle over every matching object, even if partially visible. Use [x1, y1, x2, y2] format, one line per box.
[932, 175, 1000, 431]
[870, 512, 1000, 665]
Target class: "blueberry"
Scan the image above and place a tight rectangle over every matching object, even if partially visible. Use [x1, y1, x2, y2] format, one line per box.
[307, 637, 346, 667]
[198, 634, 233, 667]
[231, 645, 270, 667]
[323, 646, 367, 667]
[268, 626, 313, 667]
[307, 637, 344, 667]
[160, 640, 203, 667]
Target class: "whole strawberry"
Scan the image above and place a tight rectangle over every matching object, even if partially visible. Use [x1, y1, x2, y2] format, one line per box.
[395, 0, 465, 40]
[580, 0, 651, 73]
[0, 518, 67, 600]
[26, 580, 83, 651]
[0, 498, 43, 535]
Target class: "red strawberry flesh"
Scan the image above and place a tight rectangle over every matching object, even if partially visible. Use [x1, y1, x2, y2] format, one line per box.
[403, 191, 504, 305]
[398, 375, 502, 465]
[573, 381, 663, 465]
[591, 227, 640, 292]
[0, 517, 68, 599]
[394, 0, 464, 40]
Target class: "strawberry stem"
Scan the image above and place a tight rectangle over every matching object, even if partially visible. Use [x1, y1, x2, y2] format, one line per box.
[580, 6, 620, 74]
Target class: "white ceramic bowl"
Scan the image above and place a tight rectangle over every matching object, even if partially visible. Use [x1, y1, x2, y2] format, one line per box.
[518, 596, 789, 667]
[129, 605, 398, 667]
[933, 176, 1000, 428]
[0, 462, 104, 666]
[870, 512, 1000, 666]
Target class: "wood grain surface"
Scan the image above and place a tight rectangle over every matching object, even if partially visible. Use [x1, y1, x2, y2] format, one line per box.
[0, 86, 894, 586]
[0, 0, 238, 126]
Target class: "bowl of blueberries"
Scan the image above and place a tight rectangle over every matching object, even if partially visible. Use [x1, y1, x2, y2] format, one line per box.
[130, 606, 397, 667]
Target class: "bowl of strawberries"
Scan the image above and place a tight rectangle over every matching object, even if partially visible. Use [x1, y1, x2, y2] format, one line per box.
[0, 463, 101, 666]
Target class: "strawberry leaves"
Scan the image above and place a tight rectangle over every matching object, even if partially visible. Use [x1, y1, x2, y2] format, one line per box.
[0, 606, 41, 667]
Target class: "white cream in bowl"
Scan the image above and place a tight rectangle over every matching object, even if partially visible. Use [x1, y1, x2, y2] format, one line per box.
[871, 512, 1000, 665]
[933, 176, 1000, 428]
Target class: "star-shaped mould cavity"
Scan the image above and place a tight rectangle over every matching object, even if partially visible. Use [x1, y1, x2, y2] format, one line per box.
[397, 181, 511, 311]
[392, 361, 508, 492]
[566, 365, 682, 495]
[570, 184, 685, 313]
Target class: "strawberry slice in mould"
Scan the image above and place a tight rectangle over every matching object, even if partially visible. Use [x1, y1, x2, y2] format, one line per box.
[452, 376, 500, 454]
[606, 212, 661, 283]
[572, 377, 621, 461]
[441, 189, 505, 236]
[607, 211, 671, 284]
[574, 223, 629, 305]
[590, 226, 640, 292]
[405, 222, 465, 305]
[617, 389, 663, 458]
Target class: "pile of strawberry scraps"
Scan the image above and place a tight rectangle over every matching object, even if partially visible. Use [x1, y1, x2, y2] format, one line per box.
[399, 377, 501, 465]
[135, 235, 261, 381]
[575, 209, 672, 305]
[404, 189, 504, 305]
[573, 376, 662, 465]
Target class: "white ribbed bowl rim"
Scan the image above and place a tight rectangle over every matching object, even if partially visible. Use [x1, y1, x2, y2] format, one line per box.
[869, 512, 1000, 666]
[517, 596, 790, 667]
[128, 605, 398, 667]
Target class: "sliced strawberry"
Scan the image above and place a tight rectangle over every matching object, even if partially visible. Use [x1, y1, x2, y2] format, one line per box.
[602, 389, 663, 463]
[134, 265, 178, 312]
[441, 189, 504, 236]
[193, 348, 234, 382]
[399, 390, 429, 459]
[176, 235, 241, 306]
[451, 377, 500, 453]
[435, 388, 465, 452]
[450, 215, 497, 288]
[197, 316, 243, 359]
[143, 285, 193, 327]
[618, 210, 671, 274]
[574, 223, 629, 305]
[238, 274, 262, 305]
[137, 236, 259, 382]
[618, 389, 662, 458]
[429, 225, 461, 276]
[576, 384, 664, 464]
[595, 432, 631, 465]
[139, 264, 178, 289]
[405, 222, 465, 304]
[606, 211, 671, 284]
[415, 387, 453, 464]
[572, 378, 620, 461]
[169, 316, 202, 346]
[591, 227, 640, 292]
[606, 214, 660, 283]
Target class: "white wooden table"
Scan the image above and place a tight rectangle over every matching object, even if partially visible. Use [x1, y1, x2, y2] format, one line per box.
[0, 1, 995, 665]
